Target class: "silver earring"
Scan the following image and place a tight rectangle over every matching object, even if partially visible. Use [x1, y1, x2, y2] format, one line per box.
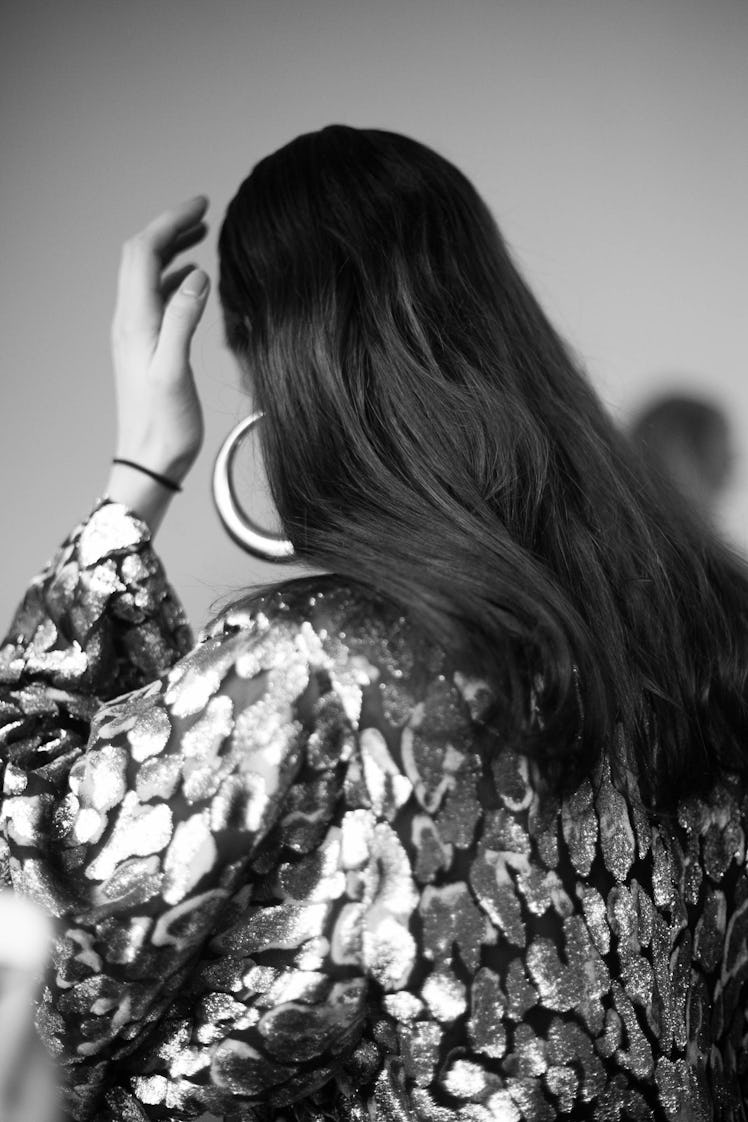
[212, 412, 296, 562]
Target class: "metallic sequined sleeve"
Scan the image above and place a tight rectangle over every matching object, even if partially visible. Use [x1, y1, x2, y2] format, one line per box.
[0, 500, 194, 902]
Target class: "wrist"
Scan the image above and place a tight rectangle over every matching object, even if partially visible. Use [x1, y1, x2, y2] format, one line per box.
[114, 442, 198, 484]
[105, 461, 176, 535]
[112, 458, 182, 494]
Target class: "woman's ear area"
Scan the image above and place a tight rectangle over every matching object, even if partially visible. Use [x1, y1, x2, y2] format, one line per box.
[232, 350, 257, 407]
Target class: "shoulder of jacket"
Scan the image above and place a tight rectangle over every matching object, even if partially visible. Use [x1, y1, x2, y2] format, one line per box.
[202, 576, 412, 647]
[197, 575, 451, 706]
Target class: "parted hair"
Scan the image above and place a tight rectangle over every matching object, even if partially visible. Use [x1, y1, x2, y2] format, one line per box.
[218, 124, 748, 810]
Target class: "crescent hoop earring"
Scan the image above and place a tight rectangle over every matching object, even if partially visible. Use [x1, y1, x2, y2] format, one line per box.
[212, 412, 296, 563]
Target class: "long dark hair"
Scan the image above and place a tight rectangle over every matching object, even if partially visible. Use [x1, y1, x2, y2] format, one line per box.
[218, 124, 748, 810]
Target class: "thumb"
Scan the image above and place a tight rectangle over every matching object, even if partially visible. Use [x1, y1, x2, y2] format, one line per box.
[158, 268, 210, 362]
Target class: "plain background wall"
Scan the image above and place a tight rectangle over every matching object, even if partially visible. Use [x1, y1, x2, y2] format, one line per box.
[1, 0, 746, 635]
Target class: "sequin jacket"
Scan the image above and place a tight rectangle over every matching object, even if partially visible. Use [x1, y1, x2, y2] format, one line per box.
[1, 502, 747, 1122]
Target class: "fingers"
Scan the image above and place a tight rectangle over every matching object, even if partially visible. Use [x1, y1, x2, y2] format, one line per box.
[165, 221, 209, 265]
[114, 197, 209, 346]
[161, 262, 199, 303]
[142, 195, 209, 255]
[156, 268, 211, 368]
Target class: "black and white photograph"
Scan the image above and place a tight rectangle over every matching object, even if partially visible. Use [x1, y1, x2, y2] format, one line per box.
[1, 2, 747, 1119]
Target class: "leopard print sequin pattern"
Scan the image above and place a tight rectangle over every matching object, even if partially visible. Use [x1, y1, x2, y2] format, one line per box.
[1, 502, 747, 1120]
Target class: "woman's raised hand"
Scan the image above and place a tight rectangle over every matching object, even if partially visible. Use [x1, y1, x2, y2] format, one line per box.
[106, 197, 211, 531]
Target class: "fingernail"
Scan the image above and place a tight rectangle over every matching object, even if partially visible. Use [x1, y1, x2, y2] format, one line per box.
[183, 269, 209, 297]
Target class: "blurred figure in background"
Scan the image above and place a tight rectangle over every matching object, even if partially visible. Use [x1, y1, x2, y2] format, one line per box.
[0, 890, 58, 1121]
[629, 392, 734, 526]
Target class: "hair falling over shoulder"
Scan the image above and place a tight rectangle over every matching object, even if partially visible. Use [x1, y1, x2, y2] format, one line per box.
[217, 124, 748, 811]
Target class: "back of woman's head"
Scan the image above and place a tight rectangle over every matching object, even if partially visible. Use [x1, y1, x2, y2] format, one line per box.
[219, 124, 552, 510]
[219, 124, 748, 810]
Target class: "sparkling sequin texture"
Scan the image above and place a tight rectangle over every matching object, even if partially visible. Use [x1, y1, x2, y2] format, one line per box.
[1, 500, 747, 1120]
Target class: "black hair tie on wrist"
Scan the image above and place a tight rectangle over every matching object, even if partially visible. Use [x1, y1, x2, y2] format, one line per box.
[111, 458, 182, 493]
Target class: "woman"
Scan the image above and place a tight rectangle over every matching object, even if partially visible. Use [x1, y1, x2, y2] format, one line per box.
[1, 125, 747, 1121]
